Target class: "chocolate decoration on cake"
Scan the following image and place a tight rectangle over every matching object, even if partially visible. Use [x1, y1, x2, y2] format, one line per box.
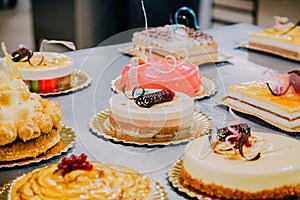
[208, 123, 260, 161]
[11, 45, 44, 66]
[123, 86, 175, 108]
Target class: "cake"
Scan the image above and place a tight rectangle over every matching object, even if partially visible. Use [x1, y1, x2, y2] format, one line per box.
[224, 70, 300, 132]
[109, 87, 194, 143]
[2, 43, 75, 94]
[248, 16, 300, 61]
[132, 24, 218, 64]
[119, 56, 202, 97]
[9, 154, 154, 199]
[179, 124, 300, 199]
[0, 60, 63, 162]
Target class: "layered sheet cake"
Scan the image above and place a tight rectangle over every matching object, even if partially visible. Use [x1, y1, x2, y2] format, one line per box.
[248, 16, 300, 61]
[180, 124, 300, 199]
[9, 154, 154, 199]
[132, 24, 218, 64]
[224, 70, 300, 132]
[109, 87, 194, 143]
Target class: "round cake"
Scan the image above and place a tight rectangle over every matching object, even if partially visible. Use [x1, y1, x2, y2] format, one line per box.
[9, 46, 75, 94]
[0, 70, 63, 161]
[180, 127, 300, 199]
[109, 88, 194, 143]
[119, 57, 202, 97]
[9, 154, 154, 200]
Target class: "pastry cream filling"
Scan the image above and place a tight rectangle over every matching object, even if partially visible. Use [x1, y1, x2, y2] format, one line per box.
[183, 132, 300, 192]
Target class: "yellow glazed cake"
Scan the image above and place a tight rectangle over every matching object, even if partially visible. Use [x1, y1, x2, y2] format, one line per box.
[224, 71, 300, 132]
[248, 16, 300, 61]
[9, 154, 154, 200]
[0, 59, 63, 162]
[180, 125, 300, 199]
[132, 24, 218, 64]
[3, 43, 74, 94]
[109, 88, 194, 143]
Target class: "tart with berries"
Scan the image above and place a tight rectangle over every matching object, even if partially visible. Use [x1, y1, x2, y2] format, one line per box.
[179, 124, 300, 199]
[8, 154, 154, 200]
[224, 70, 300, 132]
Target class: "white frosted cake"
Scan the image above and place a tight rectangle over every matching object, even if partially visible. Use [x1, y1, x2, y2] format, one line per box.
[248, 16, 300, 61]
[132, 24, 218, 64]
[224, 71, 300, 132]
[109, 88, 194, 143]
[180, 127, 300, 199]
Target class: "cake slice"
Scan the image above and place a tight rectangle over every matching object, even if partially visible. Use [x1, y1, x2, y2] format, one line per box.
[248, 16, 300, 61]
[132, 24, 218, 64]
[224, 70, 300, 132]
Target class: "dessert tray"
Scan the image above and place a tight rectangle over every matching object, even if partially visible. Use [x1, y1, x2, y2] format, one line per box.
[168, 158, 211, 200]
[0, 125, 76, 168]
[39, 70, 92, 96]
[238, 41, 300, 62]
[111, 74, 218, 100]
[119, 46, 233, 65]
[223, 97, 300, 134]
[89, 109, 212, 146]
[0, 179, 166, 200]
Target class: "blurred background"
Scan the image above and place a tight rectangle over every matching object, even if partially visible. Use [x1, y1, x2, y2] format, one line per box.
[0, 0, 299, 56]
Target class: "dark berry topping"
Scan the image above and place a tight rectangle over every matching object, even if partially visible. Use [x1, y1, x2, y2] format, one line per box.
[57, 153, 93, 175]
[217, 123, 250, 142]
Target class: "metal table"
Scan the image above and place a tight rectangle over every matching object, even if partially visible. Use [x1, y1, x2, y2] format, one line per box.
[1, 23, 300, 199]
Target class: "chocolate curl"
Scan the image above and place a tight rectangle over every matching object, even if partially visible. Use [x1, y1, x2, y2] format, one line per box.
[123, 86, 175, 108]
[11, 45, 44, 66]
[237, 133, 261, 161]
[11, 47, 33, 62]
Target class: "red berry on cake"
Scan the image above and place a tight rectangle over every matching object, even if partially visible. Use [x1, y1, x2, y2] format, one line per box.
[57, 154, 93, 175]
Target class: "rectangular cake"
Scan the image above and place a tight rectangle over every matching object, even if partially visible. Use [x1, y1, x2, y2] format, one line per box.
[132, 24, 218, 65]
[224, 72, 300, 132]
[248, 16, 300, 61]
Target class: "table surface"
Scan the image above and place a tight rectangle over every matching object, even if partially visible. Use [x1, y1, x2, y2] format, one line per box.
[1, 23, 300, 199]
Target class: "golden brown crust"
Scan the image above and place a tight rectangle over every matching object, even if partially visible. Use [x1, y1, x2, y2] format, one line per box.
[179, 164, 300, 200]
[0, 126, 61, 162]
[109, 115, 180, 143]
[248, 41, 300, 61]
